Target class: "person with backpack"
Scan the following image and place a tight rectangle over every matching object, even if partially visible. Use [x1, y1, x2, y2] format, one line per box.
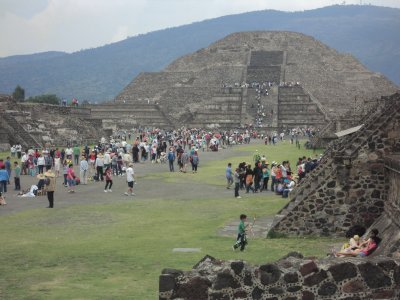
[190, 151, 199, 173]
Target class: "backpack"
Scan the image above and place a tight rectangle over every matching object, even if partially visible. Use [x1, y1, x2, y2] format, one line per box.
[168, 152, 175, 161]
[192, 155, 199, 164]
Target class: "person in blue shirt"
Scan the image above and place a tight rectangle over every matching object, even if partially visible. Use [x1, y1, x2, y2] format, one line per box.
[167, 147, 175, 172]
[0, 165, 10, 194]
[226, 163, 233, 189]
[5, 157, 11, 184]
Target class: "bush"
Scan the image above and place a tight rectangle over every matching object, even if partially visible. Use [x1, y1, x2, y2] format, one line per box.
[267, 229, 287, 239]
[26, 94, 60, 105]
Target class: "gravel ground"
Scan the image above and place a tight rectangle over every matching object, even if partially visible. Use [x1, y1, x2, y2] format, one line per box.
[0, 140, 272, 219]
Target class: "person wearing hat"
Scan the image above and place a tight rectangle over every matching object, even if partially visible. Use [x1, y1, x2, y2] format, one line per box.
[44, 170, 56, 208]
[341, 235, 361, 252]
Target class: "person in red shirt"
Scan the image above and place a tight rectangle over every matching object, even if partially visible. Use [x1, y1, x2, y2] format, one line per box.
[66, 163, 76, 193]
[104, 166, 113, 193]
[335, 229, 381, 257]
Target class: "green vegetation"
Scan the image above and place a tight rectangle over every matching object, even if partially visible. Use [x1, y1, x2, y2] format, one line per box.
[26, 94, 60, 105]
[12, 85, 25, 101]
[0, 141, 335, 299]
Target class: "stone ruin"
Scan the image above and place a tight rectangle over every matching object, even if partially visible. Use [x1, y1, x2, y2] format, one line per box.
[0, 94, 104, 149]
[160, 254, 400, 300]
[113, 31, 397, 130]
[270, 93, 400, 239]
[159, 93, 400, 299]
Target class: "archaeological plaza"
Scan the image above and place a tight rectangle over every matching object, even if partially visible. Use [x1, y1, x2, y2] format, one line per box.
[1, 31, 400, 299]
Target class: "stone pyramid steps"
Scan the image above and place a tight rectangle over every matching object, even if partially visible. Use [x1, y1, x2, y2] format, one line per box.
[1, 113, 41, 148]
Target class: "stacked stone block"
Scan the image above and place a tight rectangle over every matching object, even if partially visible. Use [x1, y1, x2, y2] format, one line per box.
[0, 99, 105, 147]
[270, 93, 400, 237]
[160, 254, 400, 299]
[277, 86, 327, 128]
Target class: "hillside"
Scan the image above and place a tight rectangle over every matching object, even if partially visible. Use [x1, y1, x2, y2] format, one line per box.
[0, 5, 399, 102]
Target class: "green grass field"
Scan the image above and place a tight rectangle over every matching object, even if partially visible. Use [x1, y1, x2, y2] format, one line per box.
[0, 141, 340, 299]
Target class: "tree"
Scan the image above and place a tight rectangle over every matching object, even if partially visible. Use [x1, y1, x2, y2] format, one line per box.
[12, 85, 25, 101]
[26, 94, 60, 105]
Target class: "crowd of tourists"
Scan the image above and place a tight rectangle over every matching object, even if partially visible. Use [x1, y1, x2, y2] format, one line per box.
[224, 149, 321, 199]
[0, 127, 321, 200]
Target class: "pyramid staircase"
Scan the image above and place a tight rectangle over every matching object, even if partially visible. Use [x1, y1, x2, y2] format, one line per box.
[0, 112, 42, 148]
[186, 87, 244, 128]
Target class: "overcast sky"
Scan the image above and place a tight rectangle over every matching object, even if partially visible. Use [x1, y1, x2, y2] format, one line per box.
[1, 0, 399, 57]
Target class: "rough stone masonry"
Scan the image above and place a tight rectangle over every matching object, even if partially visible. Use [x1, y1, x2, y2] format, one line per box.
[160, 253, 400, 300]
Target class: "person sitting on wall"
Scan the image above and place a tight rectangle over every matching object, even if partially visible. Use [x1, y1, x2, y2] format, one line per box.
[334, 229, 381, 257]
[282, 179, 296, 198]
[341, 234, 361, 251]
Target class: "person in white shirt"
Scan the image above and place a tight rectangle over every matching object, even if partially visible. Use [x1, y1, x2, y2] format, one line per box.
[10, 145, 16, 157]
[103, 151, 111, 169]
[65, 147, 73, 160]
[37, 154, 45, 174]
[282, 179, 295, 198]
[80, 157, 89, 185]
[124, 163, 135, 196]
[95, 154, 104, 181]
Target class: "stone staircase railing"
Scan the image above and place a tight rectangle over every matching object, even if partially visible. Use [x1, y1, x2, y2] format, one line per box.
[335, 97, 400, 159]
[0, 113, 42, 148]
[332, 96, 392, 150]
[301, 86, 330, 122]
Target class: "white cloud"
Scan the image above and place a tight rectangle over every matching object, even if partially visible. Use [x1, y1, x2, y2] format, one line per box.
[0, 0, 399, 57]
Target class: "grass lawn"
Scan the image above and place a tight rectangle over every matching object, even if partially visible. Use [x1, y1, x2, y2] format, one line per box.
[0, 141, 337, 299]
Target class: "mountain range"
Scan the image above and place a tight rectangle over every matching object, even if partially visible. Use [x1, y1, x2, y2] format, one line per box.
[0, 4, 399, 102]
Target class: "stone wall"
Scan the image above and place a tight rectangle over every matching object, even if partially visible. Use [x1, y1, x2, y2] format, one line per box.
[0, 127, 10, 151]
[270, 93, 400, 237]
[367, 155, 400, 259]
[0, 98, 105, 148]
[160, 254, 400, 300]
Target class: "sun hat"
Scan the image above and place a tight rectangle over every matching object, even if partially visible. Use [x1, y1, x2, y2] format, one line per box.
[44, 170, 56, 178]
[37, 174, 46, 179]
